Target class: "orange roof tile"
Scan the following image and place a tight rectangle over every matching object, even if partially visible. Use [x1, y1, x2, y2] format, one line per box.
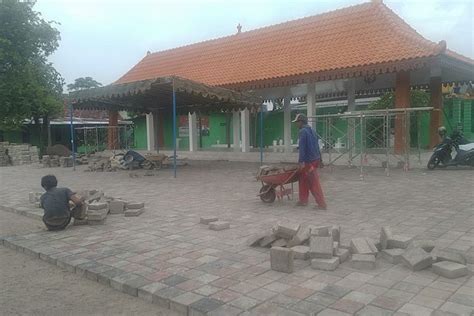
[115, 0, 472, 87]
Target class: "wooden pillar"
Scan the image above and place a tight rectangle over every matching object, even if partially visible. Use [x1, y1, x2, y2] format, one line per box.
[429, 76, 443, 147]
[394, 71, 410, 154]
[108, 110, 119, 150]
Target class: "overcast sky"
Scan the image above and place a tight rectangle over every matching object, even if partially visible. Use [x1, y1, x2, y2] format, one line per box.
[35, 0, 473, 89]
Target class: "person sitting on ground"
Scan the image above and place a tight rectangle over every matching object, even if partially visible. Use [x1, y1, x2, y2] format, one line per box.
[40, 175, 85, 231]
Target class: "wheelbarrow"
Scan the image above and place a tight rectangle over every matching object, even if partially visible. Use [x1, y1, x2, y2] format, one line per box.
[257, 168, 300, 203]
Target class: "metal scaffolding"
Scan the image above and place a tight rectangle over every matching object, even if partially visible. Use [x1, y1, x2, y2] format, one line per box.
[309, 107, 433, 179]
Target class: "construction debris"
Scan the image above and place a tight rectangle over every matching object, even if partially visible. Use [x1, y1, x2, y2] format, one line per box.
[387, 235, 412, 249]
[124, 208, 144, 217]
[0, 143, 39, 166]
[432, 261, 468, 279]
[431, 248, 466, 265]
[309, 236, 333, 259]
[351, 254, 376, 270]
[270, 247, 294, 273]
[350, 238, 378, 255]
[401, 248, 432, 271]
[311, 257, 339, 271]
[291, 245, 310, 260]
[287, 226, 311, 247]
[109, 200, 126, 214]
[380, 226, 393, 250]
[273, 223, 300, 240]
[381, 248, 405, 264]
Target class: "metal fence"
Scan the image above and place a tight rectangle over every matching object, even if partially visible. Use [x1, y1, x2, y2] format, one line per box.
[74, 125, 133, 154]
[310, 107, 434, 178]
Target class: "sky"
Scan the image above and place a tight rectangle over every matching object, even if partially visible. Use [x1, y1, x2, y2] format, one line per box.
[34, 0, 474, 89]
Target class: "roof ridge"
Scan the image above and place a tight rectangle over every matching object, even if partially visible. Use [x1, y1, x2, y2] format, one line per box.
[144, 1, 375, 57]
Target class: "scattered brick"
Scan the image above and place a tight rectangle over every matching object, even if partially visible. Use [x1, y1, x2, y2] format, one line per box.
[310, 225, 331, 237]
[335, 248, 350, 263]
[380, 226, 393, 250]
[109, 200, 126, 214]
[271, 238, 287, 248]
[431, 248, 466, 265]
[209, 221, 230, 231]
[88, 201, 108, 210]
[387, 235, 412, 249]
[287, 226, 311, 247]
[291, 245, 310, 260]
[401, 248, 432, 271]
[409, 240, 435, 253]
[200, 216, 219, 224]
[124, 208, 144, 217]
[273, 223, 300, 239]
[259, 235, 277, 248]
[309, 236, 333, 259]
[311, 257, 339, 271]
[333, 242, 339, 256]
[381, 248, 404, 264]
[270, 247, 294, 273]
[432, 261, 468, 279]
[332, 225, 341, 243]
[350, 238, 378, 255]
[127, 202, 145, 210]
[351, 254, 376, 270]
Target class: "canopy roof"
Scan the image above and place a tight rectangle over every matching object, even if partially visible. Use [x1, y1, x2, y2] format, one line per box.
[69, 76, 263, 113]
[115, 0, 473, 90]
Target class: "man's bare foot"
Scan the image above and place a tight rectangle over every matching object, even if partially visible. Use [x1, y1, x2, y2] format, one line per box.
[295, 201, 308, 207]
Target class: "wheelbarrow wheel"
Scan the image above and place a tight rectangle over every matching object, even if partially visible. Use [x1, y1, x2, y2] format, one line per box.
[260, 185, 276, 203]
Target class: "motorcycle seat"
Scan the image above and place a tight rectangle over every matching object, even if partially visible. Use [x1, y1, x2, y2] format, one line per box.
[459, 143, 474, 151]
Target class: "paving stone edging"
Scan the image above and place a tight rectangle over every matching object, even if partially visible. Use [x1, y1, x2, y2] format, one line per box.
[0, 235, 231, 316]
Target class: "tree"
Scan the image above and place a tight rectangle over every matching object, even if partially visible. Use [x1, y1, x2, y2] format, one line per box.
[67, 77, 102, 91]
[0, 0, 64, 152]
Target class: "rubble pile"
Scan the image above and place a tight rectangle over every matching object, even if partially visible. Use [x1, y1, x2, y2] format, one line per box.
[0, 143, 40, 166]
[250, 223, 470, 278]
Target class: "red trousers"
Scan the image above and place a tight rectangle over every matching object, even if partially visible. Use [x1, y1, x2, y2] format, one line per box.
[298, 160, 327, 208]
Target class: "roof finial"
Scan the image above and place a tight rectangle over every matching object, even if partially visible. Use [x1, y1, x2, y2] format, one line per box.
[237, 23, 242, 34]
[437, 40, 447, 53]
[146, 50, 151, 56]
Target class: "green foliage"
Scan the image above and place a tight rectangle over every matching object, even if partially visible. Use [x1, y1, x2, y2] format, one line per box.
[0, 0, 64, 130]
[368, 90, 430, 110]
[67, 77, 102, 91]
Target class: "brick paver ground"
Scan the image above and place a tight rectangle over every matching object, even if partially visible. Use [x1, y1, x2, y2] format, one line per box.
[0, 162, 473, 315]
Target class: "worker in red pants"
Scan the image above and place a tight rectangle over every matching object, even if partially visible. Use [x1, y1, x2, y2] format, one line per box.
[293, 114, 327, 210]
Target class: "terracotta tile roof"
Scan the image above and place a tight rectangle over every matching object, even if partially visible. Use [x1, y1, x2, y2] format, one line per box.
[115, 0, 472, 87]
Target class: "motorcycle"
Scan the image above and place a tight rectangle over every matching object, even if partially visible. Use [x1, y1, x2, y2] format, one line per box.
[427, 131, 474, 170]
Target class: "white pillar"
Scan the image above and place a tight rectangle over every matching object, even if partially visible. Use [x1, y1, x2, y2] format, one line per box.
[188, 112, 198, 152]
[346, 79, 356, 111]
[232, 111, 240, 152]
[306, 83, 316, 130]
[283, 96, 292, 152]
[241, 108, 250, 153]
[146, 113, 156, 151]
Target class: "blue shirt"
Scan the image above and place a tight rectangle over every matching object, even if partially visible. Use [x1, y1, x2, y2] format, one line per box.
[298, 125, 321, 163]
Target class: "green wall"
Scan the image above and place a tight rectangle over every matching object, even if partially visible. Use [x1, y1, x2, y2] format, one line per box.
[133, 116, 147, 149]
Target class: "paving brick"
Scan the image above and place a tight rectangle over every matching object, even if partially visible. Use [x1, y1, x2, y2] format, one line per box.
[189, 297, 225, 316]
[380, 226, 393, 250]
[126, 201, 144, 209]
[381, 248, 405, 264]
[439, 302, 474, 315]
[310, 225, 331, 237]
[401, 248, 432, 271]
[288, 300, 324, 315]
[170, 292, 205, 315]
[154, 287, 186, 309]
[309, 236, 333, 259]
[246, 232, 268, 247]
[350, 238, 378, 255]
[271, 238, 287, 247]
[162, 274, 189, 286]
[270, 246, 294, 273]
[200, 216, 218, 224]
[208, 304, 244, 316]
[331, 298, 365, 314]
[333, 241, 339, 256]
[109, 200, 126, 214]
[432, 261, 468, 279]
[351, 254, 376, 270]
[124, 208, 144, 217]
[356, 305, 393, 316]
[431, 248, 466, 265]
[110, 273, 150, 296]
[409, 240, 435, 252]
[311, 257, 339, 271]
[87, 209, 107, 220]
[87, 201, 108, 210]
[291, 245, 309, 260]
[259, 234, 277, 247]
[209, 221, 230, 231]
[287, 226, 310, 247]
[335, 248, 350, 263]
[273, 222, 300, 239]
[387, 235, 412, 249]
[399, 303, 433, 316]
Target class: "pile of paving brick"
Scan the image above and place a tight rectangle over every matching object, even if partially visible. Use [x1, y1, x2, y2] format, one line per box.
[199, 216, 230, 231]
[41, 155, 75, 168]
[86, 154, 127, 172]
[28, 189, 145, 225]
[0, 142, 39, 166]
[251, 223, 470, 279]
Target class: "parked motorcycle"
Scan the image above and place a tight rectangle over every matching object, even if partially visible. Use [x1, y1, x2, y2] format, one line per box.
[427, 131, 474, 170]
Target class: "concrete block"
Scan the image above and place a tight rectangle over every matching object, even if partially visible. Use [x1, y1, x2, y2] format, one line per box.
[109, 200, 126, 214]
[291, 245, 310, 260]
[287, 226, 311, 247]
[309, 236, 333, 259]
[259, 235, 277, 248]
[332, 225, 341, 243]
[335, 248, 350, 263]
[432, 261, 468, 279]
[271, 238, 287, 248]
[350, 238, 378, 255]
[247, 232, 268, 247]
[126, 202, 145, 210]
[387, 235, 412, 249]
[209, 221, 230, 231]
[273, 222, 300, 239]
[431, 248, 466, 265]
[351, 254, 376, 270]
[409, 240, 435, 253]
[380, 226, 393, 250]
[87, 209, 107, 221]
[270, 247, 294, 273]
[401, 248, 432, 271]
[73, 218, 88, 226]
[381, 248, 404, 264]
[88, 201, 108, 210]
[311, 257, 339, 271]
[124, 208, 144, 217]
[310, 225, 331, 237]
[200, 216, 218, 224]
